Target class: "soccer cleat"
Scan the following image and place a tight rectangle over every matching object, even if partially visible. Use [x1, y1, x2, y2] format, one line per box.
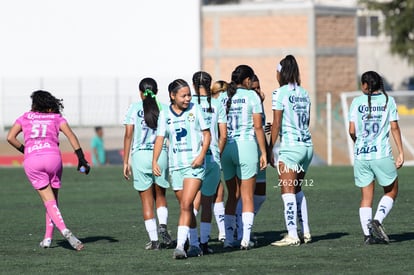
[223, 239, 235, 249]
[159, 226, 174, 248]
[218, 233, 226, 243]
[145, 240, 160, 250]
[240, 240, 253, 250]
[186, 245, 203, 257]
[271, 235, 300, 247]
[300, 232, 312, 244]
[62, 229, 84, 251]
[173, 248, 187, 259]
[39, 238, 52, 248]
[368, 220, 390, 244]
[200, 242, 214, 254]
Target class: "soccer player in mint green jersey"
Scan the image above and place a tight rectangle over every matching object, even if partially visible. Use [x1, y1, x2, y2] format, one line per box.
[123, 78, 173, 250]
[153, 79, 211, 259]
[190, 71, 227, 255]
[235, 74, 268, 241]
[221, 65, 267, 250]
[270, 55, 313, 247]
[211, 80, 229, 242]
[349, 71, 404, 244]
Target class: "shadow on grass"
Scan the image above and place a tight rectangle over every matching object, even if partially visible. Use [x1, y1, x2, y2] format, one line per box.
[389, 232, 414, 243]
[56, 236, 119, 250]
[253, 231, 350, 245]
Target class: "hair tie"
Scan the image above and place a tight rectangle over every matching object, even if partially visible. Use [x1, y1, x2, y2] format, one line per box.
[143, 89, 156, 98]
[277, 63, 282, 72]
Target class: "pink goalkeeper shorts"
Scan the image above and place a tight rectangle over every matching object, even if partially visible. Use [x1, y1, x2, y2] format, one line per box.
[23, 154, 63, 190]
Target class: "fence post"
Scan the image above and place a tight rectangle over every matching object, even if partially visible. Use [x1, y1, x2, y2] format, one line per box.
[327, 92, 332, 166]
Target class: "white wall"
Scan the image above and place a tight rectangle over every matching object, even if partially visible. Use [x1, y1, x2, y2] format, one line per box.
[0, 0, 201, 126]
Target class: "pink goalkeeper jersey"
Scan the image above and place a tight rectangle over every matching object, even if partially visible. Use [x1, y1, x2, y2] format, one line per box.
[16, 111, 67, 158]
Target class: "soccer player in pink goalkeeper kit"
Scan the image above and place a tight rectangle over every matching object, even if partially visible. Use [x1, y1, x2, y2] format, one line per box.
[7, 90, 90, 251]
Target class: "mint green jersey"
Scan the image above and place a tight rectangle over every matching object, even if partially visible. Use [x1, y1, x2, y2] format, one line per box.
[222, 88, 263, 143]
[272, 84, 312, 147]
[123, 102, 167, 154]
[157, 102, 210, 171]
[191, 96, 227, 165]
[348, 93, 398, 160]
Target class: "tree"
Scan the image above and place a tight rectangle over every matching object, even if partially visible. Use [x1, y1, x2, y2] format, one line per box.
[360, 0, 414, 65]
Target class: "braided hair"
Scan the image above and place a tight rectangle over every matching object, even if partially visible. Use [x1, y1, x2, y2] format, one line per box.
[139, 77, 160, 129]
[361, 71, 389, 119]
[168, 79, 190, 104]
[31, 90, 64, 114]
[226, 65, 255, 114]
[192, 71, 213, 113]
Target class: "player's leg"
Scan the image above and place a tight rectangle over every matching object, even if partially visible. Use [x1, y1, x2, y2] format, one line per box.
[176, 177, 202, 258]
[139, 186, 160, 250]
[200, 194, 214, 254]
[224, 176, 239, 248]
[37, 185, 83, 251]
[240, 176, 256, 249]
[271, 160, 300, 247]
[213, 182, 226, 242]
[154, 184, 173, 248]
[40, 187, 58, 248]
[369, 158, 399, 243]
[296, 172, 311, 243]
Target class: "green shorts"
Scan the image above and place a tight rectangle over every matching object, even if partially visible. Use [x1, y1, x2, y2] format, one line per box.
[201, 156, 221, 196]
[353, 157, 397, 188]
[131, 149, 169, 191]
[170, 166, 205, 191]
[222, 140, 258, 181]
[278, 146, 313, 172]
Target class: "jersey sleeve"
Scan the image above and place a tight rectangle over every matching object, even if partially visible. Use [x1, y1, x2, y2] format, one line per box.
[123, 104, 136, 125]
[348, 98, 358, 123]
[196, 104, 210, 130]
[156, 108, 167, 137]
[388, 97, 399, 122]
[272, 89, 284, 110]
[251, 92, 263, 114]
[216, 100, 227, 124]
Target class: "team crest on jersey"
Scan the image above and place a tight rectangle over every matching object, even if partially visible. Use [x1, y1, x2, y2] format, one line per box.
[188, 112, 195, 122]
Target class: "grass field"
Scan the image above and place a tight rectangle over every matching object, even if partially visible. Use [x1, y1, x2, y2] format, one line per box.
[1, 166, 414, 274]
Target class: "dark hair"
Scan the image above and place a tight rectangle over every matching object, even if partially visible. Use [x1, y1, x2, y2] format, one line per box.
[139, 77, 159, 129]
[278, 55, 301, 87]
[31, 90, 64, 114]
[361, 71, 389, 118]
[192, 71, 213, 112]
[95, 126, 102, 132]
[226, 65, 255, 114]
[168, 79, 190, 104]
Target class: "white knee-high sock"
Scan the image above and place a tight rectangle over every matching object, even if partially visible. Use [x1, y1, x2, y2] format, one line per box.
[374, 196, 394, 224]
[213, 202, 225, 237]
[176, 225, 189, 250]
[359, 207, 372, 236]
[156, 206, 168, 226]
[242, 212, 254, 244]
[281, 193, 298, 238]
[144, 218, 158, 241]
[296, 191, 310, 234]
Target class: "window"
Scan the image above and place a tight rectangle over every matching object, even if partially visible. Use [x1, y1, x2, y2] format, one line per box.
[358, 16, 379, 37]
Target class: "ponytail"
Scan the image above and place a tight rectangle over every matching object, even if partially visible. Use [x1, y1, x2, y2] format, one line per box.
[139, 78, 160, 129]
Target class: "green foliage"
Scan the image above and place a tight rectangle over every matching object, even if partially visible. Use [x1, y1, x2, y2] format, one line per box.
[360, 0, 414, 65]
[1, 166, 414, 274]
